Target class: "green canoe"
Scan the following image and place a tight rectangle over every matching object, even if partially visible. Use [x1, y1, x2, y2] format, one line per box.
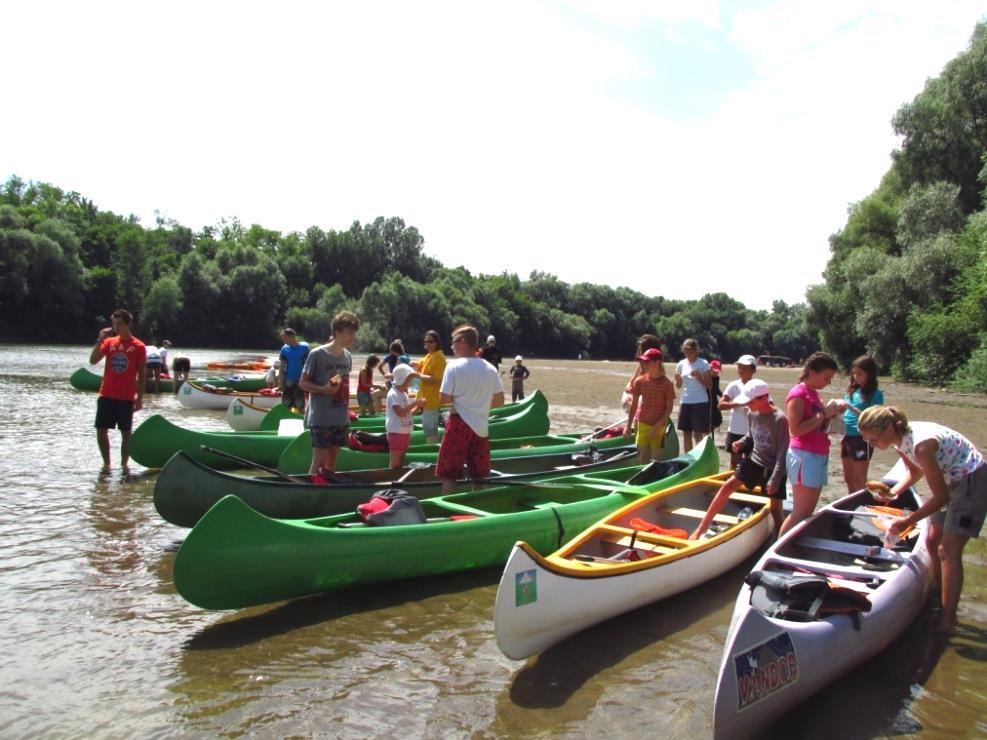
[173, 436, 717, 609]
[276, 399, 556, 472]
[278, 418, 673, 474]
[257, 389, 550, 432]
[69, 366, 268, 393]
[129, 414, 301, 469]
[154, 443, 642, 527]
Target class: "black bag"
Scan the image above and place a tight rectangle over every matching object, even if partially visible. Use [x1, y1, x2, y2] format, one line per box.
[349, 430, 389, 452]
[358, 488, 427, 526]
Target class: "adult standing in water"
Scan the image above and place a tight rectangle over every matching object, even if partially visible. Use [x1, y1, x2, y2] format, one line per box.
[89, 308, 146, 471]
[859, 405, 986, 633]
[278, 328, 310, 412]
[673, 338, 712, 452]
[779, 352, 843, 537]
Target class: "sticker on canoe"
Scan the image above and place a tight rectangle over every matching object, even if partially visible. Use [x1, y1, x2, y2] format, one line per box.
[183, 385, 192, 394]
[233, 405, 243, 415]
[734, 631, 799, 711]
[515, 569, 537, 606]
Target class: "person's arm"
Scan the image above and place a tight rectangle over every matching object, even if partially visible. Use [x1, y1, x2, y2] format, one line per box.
[786, 395, 834, 437]
[440, 392, 454, 406]
[624, 391, 640, 438]
[673, 363, 683, 389]
[490, 391, 505, 409]
[650, 389, 674, 441]
[767, 416, 790, 494]
[698, 369, 712, 390]
[718, 384, 740, 410]
[135, 360, 146, 411]
[277, 351, 286, 390]
[888, 441, 949, 538]
[300, 370, 339, 396]
[522, 367, 530, 380]
[89, 330, 111, 365]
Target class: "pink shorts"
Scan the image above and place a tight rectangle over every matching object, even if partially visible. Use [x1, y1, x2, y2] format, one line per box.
[387, 432, 411, 452]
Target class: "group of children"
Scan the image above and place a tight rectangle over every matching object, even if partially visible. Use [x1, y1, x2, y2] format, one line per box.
[622, 337, 986, 633]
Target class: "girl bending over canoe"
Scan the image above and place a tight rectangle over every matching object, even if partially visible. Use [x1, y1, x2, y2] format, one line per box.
[858, 405, 986, 633]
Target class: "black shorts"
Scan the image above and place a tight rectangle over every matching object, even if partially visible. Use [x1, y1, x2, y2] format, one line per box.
[677, 402, 711, 433]
[309, 424, 349, 449]
[735, 457, 787, 499]
[283, 381, 306, 410]
[172, 357, 190, 373]
[841, 434, 874, 461]
[725, 432, 746, 454]
[95, 396, 135, 431]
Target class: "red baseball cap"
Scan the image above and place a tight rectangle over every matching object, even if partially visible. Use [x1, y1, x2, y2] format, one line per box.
[637, 348, 663, 362]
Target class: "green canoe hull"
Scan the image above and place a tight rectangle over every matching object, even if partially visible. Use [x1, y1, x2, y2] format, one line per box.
[276, 400, 555, 473]
[129, 414, 300, 469]
[258, 389, 549, 432]
[173, 437, 718, 609]
[154, 444, 641, 527]
[70, 366, 268, 393]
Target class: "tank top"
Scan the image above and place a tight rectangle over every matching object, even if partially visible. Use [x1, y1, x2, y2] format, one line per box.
[786, 382, 829, 455]
[897, 422, 984, 483]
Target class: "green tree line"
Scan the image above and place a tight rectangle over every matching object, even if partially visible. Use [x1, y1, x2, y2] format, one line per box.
[807, 21, 987, 392]
[0, 179, 818, 363]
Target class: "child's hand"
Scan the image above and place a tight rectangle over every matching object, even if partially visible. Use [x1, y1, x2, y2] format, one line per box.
[622, 426, 632, 439]
[328, 373, 341, 387]
[731, 440, 745, 453]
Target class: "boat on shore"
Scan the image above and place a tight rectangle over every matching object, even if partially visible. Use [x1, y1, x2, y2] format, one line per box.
[172, 438, 717, 610]
[711, 464, 933, 739]
[154, 445, 640, 527]
[69, 367, 268, 393]
[177, 381, 283, 410]
[494, 457, 772, 660]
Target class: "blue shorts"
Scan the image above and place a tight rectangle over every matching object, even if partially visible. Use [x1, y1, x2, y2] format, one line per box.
[787, 448, 828, 489]
[357, 391, 374, 407]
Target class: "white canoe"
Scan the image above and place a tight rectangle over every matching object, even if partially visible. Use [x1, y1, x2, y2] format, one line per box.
[178, 381, 282, 411]
[226, 398, 281, 431]
[494, 470, 773, 660]
[712, 462, 933, 739]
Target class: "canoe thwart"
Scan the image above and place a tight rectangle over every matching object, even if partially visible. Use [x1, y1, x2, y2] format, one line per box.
[795, 535, 905, 562]
[671, 507, 739, 525]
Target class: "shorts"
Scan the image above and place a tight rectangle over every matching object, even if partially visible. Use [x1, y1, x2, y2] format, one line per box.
[635, 421, 666, 450]
[309, 423, 349, 449]
[840, 434, 874, 461]
[786, 448, 828, 489]
[735, 457, 787, 500]
[172, 357, 190, 373]
[435, 414, 491, 480]
[283, 381, 305, 410]
[95, 396, 135, 431]
[387, 432, 411, 453]
[677, 402, 711, 433]
[357, 391, 374, 408]
[421, 408, 440, 439]
[146, 360, 162, 372]
[943, 464, 987, 538]
[725, 432, 746, 454]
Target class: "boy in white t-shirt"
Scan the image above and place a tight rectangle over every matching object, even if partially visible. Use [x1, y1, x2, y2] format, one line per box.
[386, 364, 424, 468]
[719, 354, 758, 468]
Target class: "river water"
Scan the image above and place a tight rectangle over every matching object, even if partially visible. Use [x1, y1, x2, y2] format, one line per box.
[1, 344, 985, 738]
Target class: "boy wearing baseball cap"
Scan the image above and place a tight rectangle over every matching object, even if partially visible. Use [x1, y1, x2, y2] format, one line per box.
[688, 378, 789, 539]
[624, 347, 676, 463]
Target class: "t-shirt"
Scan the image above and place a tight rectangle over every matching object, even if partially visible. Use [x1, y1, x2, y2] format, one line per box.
[145, 345, 161, 365]
[302, 345, 352, 427]
[898, 422, 984, 484]
[382, 353, 401, 373]
[417, 350, 447, 411]
[785, 382, 829, 455]
[439, 357, 504, 437]
[745, 407, 790, 491]
[843, 388, 885, 437]
[97, 336, 147, 401]
[386, 387, 414, 435]
[675, 357, 711, 404]
[723, 378, 750, 436]
[509, 364, 530, 381]
[158, 346, 169, 369]
[480, 345, 503, 369]
[279, 342, 311, 383]
[631, 374, 675, 426]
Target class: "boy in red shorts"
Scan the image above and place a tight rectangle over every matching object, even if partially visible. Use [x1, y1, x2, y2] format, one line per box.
[436, 325, 505, 493]
[89, 308, 147, 471]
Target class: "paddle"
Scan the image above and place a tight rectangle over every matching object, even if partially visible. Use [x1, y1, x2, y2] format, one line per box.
[577, 419, 625, 443]
[199, 445, 304, 484]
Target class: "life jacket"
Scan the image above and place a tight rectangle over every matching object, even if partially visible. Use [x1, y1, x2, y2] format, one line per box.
[356, 489, 427, 526]
[349, 430, 389, 452]
[746, 570, 873, 630]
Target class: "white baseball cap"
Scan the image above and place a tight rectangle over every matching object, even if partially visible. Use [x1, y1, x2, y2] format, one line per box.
[733, 378, 770, 405]
[391, 363, 419, 386]
[736, 354, 757, 367]
[487, 335, 496, 344]
[515, 355, 523, 361]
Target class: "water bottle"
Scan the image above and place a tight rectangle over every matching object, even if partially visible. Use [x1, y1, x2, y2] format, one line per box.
[737, 506, 754, 521]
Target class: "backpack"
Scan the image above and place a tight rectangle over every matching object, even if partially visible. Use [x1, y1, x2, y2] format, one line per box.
[746, 570, 873, 630]
[357, 488, 427, 526]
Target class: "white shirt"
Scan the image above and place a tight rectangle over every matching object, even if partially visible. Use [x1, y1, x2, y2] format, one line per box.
[675, 357, 711, 404]
[158, 346, 169, 368]
[723, 378, 751, 436]
[386, 387, 414, 434]
[439, 357, 504, 437]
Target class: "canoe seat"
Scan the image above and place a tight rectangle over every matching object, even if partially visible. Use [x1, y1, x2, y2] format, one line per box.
[671, 507, 739, 524]
[727, 491, 770, 505]
[527, 500, 562, 509]
[606, 536, 678, 555]
[598, 524, 689, 549]
[796, 536, 904, 562]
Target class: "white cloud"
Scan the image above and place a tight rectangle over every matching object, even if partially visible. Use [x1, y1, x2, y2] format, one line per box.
[1, 0, 984, 311]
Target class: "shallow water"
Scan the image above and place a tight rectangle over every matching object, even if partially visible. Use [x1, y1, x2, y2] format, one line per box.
[1, 345, 985, 737]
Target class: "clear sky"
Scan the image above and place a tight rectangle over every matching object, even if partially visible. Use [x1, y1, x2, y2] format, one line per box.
[2, 1, 984, 309]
